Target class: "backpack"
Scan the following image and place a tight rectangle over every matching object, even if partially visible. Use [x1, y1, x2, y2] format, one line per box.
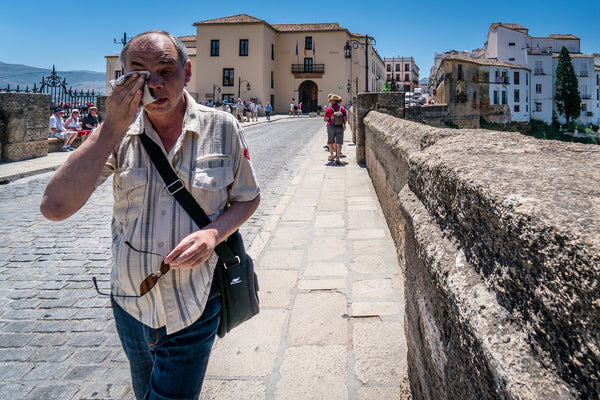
[331, 105, 344, 126]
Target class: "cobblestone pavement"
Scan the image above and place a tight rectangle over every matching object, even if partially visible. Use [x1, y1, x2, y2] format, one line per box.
[0, 117, 325, 400]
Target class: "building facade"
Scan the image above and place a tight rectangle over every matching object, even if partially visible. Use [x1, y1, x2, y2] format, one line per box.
[105, 14, 385, 114]
[433, 54, 524, 126]
[384, 56, 419, 91]
[485, 23, 599, 125]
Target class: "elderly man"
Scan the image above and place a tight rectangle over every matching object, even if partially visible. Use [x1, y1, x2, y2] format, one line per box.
[49, 108, 78, 151]
[82, 106, 100, 133]
[40, 30, 260, 399]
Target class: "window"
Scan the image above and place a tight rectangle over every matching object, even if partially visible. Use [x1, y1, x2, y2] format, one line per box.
[305, 36, 312, 50]
[493, 90, 499, 105]
[535, 102, 542, 112]
[396, 74, 400, 81]
[509, 58, 515, 61]
[501, 91, 507, 105]
[526, 72, 528, 85]
[271, 71, 274, 89]
[387, 74, 391, 81]
[514, 105, 520, 112]
[514, 71, 520, 85]
[405, 64, 409, 71]
[222, 94, 234, 104]
[396, 64, 400, 72]
[211, 40, 219, 56]
[509, 42, 516, 46]
[535, 84, 542, 94]
[387, 64, 391, 72]
[581, 63, 588, 77]
[514, 89, 520, 102]
[239, 39, 248, 56]
[457, 65, 463, 80]
[114, 70, 122, 79]
[304, 58, 313, 72]
[271, 44, 274, 60]
[582, 103, 587, 111]
[535, 61, 543, 75]
[223, 68, 234, 86]
[405, 74, 409, 82]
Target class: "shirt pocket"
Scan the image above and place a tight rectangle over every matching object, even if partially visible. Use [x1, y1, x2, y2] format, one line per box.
[192, 155, 234, 216]
[113, 167, 148, 223]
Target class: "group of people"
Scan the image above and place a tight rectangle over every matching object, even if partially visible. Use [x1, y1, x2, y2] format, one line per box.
[289, 101, 303, 116]
[49, 107, 100, 151]
[233, 98, 269, 122]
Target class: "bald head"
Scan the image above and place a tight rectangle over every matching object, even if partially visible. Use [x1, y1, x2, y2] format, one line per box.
[119, 30, 188, 70]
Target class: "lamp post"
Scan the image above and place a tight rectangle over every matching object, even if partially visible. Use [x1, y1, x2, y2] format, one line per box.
[212, 84, 221, 105]
[344, 34, 373, 92]
[238, 78, 251, 99]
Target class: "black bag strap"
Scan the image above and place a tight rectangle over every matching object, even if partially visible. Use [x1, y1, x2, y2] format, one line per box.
[138, 131, 240, 268]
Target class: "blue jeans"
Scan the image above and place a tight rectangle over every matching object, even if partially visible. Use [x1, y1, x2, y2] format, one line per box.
[112, 288, 221, 400]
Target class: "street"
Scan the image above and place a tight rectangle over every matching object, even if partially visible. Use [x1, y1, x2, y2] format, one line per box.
[0, 117, 327, 399]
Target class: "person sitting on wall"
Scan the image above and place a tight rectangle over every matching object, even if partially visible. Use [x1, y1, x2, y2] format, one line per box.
[49, 108, 78, 152]
[64, 109, 91, 144]
[82, 106, 100, 134]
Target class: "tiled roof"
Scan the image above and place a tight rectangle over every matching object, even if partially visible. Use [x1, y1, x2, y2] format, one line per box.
[490, 22, 529, 33]
[179, 35, 196, 42]
[552, 52, 594, 58]
[273, 23, 346, 32]
[547, 34, 579, 39]
[194, 14, 267, 25]
[444, 54, 530, 69]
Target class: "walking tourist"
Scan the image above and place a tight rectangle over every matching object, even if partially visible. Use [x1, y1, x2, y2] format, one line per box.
[265, 102, 272, 121]
[324, 94, 347, 164]
[40, 30, 260, 399]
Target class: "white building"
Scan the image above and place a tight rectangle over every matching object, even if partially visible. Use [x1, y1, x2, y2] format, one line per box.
[484, 23, 599, 125]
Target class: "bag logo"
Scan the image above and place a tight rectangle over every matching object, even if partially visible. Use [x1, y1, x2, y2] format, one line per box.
[230, 276, 242, 285]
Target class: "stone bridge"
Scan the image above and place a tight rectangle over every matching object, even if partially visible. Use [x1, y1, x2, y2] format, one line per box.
[350, 93, 599, 400]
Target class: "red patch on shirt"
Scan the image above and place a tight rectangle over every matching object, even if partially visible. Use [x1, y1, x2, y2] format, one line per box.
[244, 148, 251, 160]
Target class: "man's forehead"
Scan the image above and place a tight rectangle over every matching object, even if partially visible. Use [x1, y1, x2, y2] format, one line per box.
[127, 35, 178, 65]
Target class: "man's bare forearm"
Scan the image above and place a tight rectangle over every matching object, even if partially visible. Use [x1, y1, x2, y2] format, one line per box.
[41, 73, 146, 221]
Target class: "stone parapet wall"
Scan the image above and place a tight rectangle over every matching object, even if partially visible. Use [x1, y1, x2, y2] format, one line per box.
[0, 93, 51, 161]
[361, 108, 599, 399]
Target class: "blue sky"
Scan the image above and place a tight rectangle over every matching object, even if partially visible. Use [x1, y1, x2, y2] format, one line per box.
[2, 0, 599, 78]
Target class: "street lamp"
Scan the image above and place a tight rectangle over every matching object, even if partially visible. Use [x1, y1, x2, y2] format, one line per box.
[238, 77, 251, 99]
[212, 84, 221, 104]
[343, 34, 374, 92]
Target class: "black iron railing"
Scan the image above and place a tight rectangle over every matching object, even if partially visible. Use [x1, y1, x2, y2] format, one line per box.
[291, 64, 325, 73]
[0, 65, 99, 114]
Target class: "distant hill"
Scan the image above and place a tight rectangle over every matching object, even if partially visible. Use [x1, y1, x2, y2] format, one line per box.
[0, 61, 105, 94]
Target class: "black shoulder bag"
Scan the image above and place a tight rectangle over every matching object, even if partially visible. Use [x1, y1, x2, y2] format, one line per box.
[139, 132, 259, 338]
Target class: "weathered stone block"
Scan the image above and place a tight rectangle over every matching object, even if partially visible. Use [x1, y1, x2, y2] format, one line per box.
[0, 92, 51, 161]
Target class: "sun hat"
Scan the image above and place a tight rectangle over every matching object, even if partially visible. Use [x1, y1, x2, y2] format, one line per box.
[330, 94, 342, 102]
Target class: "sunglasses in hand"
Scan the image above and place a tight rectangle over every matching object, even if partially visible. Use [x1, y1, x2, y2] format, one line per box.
[93, 241, 171, 298]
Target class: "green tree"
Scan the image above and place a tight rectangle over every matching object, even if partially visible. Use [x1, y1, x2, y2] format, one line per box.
[555, 46, 581, 124]
[382, 81, 391, 92]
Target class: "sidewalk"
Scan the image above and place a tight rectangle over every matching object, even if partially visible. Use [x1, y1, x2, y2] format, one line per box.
[201, 126, 408, 399]
[0, 114, 290, 184]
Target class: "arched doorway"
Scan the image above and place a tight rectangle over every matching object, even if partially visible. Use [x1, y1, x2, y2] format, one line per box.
[298, 80, 318, 113]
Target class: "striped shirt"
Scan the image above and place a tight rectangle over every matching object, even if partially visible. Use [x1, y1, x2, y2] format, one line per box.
[96, 91, 260, 334]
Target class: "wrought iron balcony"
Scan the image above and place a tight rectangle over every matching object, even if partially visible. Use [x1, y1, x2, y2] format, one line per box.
[291, 64, 325, 74]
